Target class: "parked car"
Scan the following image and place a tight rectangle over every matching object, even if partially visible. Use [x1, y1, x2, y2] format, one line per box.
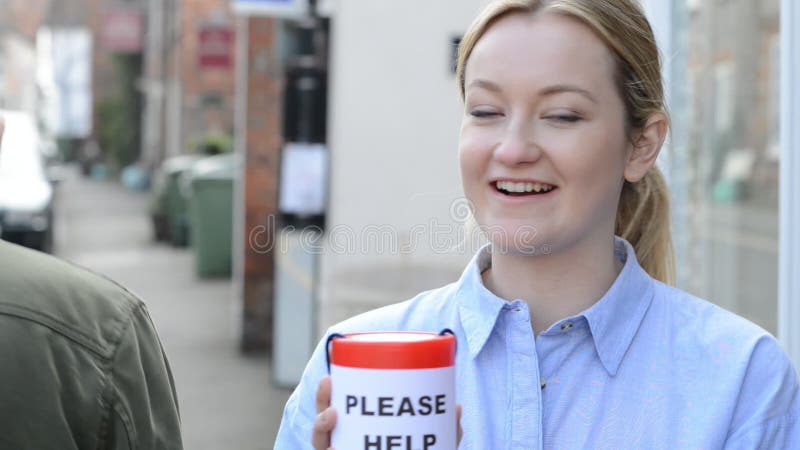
[0, 110, 55, 252]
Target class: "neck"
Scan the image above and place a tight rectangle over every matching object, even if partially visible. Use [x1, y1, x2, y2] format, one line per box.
[482, 235, 623, 335]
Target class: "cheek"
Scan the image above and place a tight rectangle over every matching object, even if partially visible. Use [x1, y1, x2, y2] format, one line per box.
[549, 129, 628, 202]
[458, 131, 489, 181]
[553, 124, 628, 177]
[457, 144, 472, 178]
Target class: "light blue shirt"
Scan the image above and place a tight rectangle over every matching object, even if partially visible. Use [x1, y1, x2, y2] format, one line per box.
[275, 238, 800, 449]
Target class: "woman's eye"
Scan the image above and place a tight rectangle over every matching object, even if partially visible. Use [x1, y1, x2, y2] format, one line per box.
[546, 114, 582, 123]
[469, 110, 500, 119]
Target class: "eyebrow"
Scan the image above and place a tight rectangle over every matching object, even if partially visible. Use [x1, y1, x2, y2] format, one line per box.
[467, 79, 598, 104]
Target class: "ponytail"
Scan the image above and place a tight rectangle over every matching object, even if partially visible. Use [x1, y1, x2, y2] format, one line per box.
[615, 166, 675, 285]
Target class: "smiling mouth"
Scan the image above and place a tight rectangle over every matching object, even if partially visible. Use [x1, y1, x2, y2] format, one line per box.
[493, 180, 557, 196]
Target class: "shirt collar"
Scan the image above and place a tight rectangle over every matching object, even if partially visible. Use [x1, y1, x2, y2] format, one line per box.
[455, 237, 654, 376]
[579, 237, 654, 376]
[455, 243, 507, 360]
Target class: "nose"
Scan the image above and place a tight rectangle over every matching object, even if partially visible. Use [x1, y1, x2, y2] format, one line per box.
[493, 120, 542, 166]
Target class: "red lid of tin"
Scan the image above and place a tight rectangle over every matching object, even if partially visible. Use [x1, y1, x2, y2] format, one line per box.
[330, 332, 456, 369]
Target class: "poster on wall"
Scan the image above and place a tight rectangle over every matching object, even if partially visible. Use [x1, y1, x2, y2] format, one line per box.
[231, 0, 309, 17]
[198, 25, 234, 70]
[278, 142, 328, 216]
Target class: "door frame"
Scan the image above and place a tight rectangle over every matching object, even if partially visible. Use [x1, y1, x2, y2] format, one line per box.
[779, 0, 800, 365]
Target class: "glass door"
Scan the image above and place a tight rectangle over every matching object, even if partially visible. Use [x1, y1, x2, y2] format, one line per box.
[660, 0, 781, 333]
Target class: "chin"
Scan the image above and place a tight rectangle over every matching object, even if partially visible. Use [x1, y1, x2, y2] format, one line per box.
[478, 219, 551, 256]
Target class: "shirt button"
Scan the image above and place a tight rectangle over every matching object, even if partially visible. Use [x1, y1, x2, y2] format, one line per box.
[512, 307, 521, 312]
[541, 378, 547, 390]
[561, 322, 573, 332]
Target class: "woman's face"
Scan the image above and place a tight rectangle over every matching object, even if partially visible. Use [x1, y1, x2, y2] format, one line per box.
[459, 12, 632, 255]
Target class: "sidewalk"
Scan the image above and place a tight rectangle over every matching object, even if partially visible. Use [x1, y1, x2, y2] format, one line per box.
[54, 168, 291, 449]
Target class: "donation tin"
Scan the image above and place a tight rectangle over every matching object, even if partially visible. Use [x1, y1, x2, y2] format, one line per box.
[328, 330, 457, 450]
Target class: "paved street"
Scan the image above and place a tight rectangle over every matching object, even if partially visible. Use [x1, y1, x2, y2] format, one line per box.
[53, 167, 291, 449]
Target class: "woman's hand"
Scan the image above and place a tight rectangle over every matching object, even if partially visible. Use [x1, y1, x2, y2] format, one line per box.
[456, 404, 463, 444]
[311, 375, 463, 449]
[312, 376, 336, 450]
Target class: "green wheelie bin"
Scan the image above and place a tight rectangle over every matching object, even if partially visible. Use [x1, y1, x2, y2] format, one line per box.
[188, 153, 237, 277]
[149, 154, 203, 245]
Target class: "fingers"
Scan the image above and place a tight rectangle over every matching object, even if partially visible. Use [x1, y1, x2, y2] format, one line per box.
[316, 376, 331, 413]
[312, 407, 337, 450]
[312, 376, 335, 450]
[456, 404, 463, 444]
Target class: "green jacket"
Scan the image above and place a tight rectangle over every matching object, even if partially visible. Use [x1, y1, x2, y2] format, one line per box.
[0, 241, 182, 449]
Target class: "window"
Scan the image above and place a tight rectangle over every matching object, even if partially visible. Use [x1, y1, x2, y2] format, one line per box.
[669, 0, 780, 333]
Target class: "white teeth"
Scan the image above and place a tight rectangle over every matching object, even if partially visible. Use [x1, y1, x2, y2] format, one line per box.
[496, 181, 555, 193]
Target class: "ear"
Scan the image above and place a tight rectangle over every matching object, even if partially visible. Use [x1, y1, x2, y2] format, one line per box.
[624, 113, 668, 182]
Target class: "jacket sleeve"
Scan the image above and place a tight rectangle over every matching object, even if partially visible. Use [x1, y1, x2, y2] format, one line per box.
[274, 331, 331, 450]
[102, 304, 183, 450]
[723, 336, 800, 449]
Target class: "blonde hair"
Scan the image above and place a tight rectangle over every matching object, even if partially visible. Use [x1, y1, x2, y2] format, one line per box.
[456, 0, 675, 284]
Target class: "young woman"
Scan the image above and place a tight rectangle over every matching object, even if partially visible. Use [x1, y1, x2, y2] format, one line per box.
[276, 1, 800, 448]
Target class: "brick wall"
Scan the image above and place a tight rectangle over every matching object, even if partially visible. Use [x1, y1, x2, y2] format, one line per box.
[179, 0, 236, 154]
[240, 16, 282, 352]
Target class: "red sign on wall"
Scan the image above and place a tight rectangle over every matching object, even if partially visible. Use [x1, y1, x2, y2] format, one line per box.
[102, 10, 143, 52]
[198, 25, 235, 69]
